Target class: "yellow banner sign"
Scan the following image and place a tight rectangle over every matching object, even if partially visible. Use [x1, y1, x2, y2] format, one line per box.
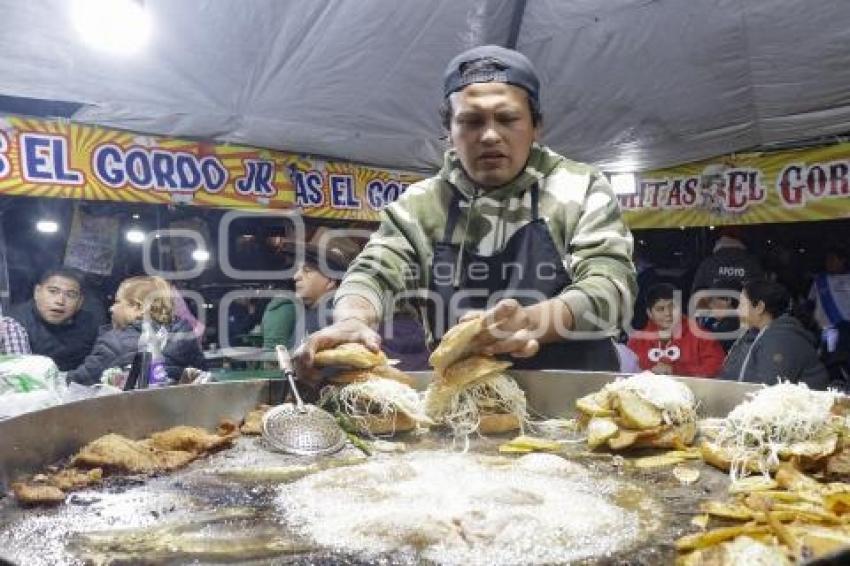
[620, 143, 850, 228]
[0, 116, 425, 221]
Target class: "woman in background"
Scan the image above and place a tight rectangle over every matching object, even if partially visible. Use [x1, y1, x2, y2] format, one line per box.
[67, 276, 205, 386]
[720, 278, 828, 389]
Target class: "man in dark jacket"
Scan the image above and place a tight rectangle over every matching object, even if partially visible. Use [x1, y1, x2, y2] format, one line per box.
[691, 227, 763, 295]
[9, 268, 99, 371]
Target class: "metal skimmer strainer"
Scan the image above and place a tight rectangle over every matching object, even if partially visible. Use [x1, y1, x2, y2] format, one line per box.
[262, 346, 346, 456]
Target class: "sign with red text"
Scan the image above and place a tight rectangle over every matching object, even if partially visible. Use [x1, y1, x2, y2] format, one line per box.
[0, 115, 425, 221]
[620, 143, 850, 228]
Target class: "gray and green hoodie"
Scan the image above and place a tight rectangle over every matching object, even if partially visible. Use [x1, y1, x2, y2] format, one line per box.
[336, 143, 636, 335]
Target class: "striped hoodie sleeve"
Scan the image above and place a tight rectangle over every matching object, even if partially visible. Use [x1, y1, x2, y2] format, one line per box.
[335, 180, 442, 319]
[558, 171, 636, 333]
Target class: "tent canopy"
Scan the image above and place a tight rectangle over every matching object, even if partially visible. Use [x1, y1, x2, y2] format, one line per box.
[1, 0, 849, 173]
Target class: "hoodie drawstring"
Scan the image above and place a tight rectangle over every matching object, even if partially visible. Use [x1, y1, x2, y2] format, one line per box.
[453, 188, 479, 288]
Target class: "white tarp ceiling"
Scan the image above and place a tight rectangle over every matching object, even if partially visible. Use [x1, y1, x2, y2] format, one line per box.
[1, 0, 850, 174]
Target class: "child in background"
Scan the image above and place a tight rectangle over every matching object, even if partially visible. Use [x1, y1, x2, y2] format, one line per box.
[67, 276, 205, 386]
[627, 283, 726, 378]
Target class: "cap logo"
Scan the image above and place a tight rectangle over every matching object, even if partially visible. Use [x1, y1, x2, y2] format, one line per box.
[462, 70, 507, 85]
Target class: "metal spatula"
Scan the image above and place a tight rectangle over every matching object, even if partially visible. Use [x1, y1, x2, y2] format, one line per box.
[262, 346, 346, 456]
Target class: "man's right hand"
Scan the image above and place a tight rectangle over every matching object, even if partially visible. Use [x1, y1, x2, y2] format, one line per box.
[293, 318, 382, 382]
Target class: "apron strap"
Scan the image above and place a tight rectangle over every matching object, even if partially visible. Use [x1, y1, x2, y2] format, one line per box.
[442, 186, 463, 243]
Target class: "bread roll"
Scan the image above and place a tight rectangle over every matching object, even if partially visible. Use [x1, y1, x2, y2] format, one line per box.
[329, 364, 416, 387]
[428, 317, 483, 375]
[355, 412, 417, 435]
[440, 356, 512, 389]
[313, 343, 388, 369]
[478, 413, 520, 434]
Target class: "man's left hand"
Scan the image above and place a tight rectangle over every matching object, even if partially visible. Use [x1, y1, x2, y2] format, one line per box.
[460, 299, 541, 359]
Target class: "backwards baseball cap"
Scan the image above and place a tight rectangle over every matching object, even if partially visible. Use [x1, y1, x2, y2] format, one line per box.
[443, 45, 540, 106]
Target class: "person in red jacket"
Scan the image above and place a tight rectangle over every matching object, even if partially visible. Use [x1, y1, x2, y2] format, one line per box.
[627, 283, 725, 377]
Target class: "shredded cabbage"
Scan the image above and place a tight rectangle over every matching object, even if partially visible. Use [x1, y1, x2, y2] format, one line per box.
[321, 378, 432, 434]
[425, 373, 528, 450]
[714, 381, 840, 480]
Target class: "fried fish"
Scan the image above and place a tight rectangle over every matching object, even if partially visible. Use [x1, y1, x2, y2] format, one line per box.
[149, 425, 237, 454]
[71, 433, 196, 474]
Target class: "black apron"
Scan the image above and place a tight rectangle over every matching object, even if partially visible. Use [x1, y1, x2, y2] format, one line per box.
[428, 183, 618, 371]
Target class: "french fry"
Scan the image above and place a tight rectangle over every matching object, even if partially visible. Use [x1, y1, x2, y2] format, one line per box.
[700, 440, 766, 473]
[728, 476, 778, 494]
[608, 428, 639, 450]
[666, 448, 703, 460]
[615, 389, 662, 429]
[732, 495, 796, 556]
[676, 524, 771, 551]
[576, 392, 614, 417]
[634, 453, 688, 469]
[769, 503, 842, 525]
[700, 500, 754, 520]
[700, 440, 732, 471]
[763, 507, 801, 557]
[775, 463, 823, 493]
[641, 422, 697, 449]
[501, 435, 561, 452]
[497, 445, 533, 454]
[586, 417, 619, 449]
[750, 490, 814, 504]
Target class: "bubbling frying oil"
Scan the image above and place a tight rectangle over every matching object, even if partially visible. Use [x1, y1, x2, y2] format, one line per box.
[276, 451, 662, 565]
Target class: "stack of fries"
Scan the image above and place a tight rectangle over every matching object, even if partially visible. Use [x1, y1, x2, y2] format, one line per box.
[678, 463, 850, 564]
[576, 384, 695, 451]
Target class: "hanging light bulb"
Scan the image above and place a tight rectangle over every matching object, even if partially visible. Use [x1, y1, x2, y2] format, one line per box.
[192, 249, 210, 262]
[36, 219, 59, 234]
[125, 228, 146, 244]
[72, 0, 152, 55]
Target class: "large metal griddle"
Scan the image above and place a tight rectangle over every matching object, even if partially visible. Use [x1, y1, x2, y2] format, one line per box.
[0, 371, 761, 565]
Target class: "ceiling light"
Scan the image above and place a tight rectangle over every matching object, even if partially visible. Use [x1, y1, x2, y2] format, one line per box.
[609, 173, 637, 195]
[36, 220, 59, 234]
[72, 0, 151, 55]
[125, 228, 145, 244]
[192, 249, 210, 262]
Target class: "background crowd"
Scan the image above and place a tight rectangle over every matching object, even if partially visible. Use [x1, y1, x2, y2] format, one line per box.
[0, 224, 847, 392]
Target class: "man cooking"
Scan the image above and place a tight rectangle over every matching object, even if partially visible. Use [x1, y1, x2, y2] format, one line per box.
[296, 45, 636, 372]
